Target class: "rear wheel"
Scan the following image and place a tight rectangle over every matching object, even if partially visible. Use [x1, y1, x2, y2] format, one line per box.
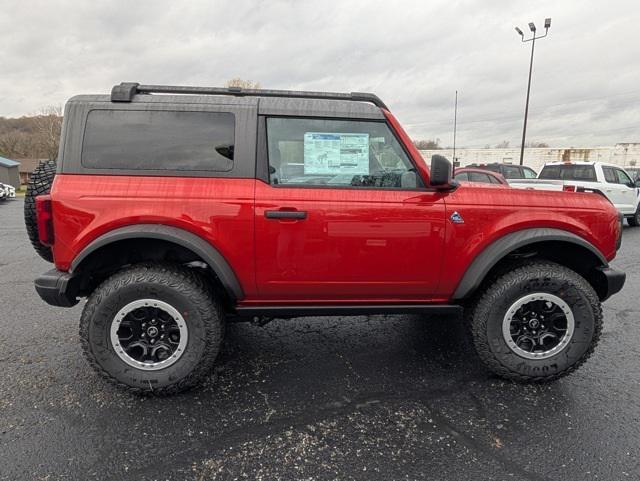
[468, 261, 602, 382]
[80, 263, 223, 395]
[627, 207, 640, 227]
[24, 159, 57, 262]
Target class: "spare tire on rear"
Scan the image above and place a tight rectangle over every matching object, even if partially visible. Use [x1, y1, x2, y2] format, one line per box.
[24, 160, 57, 262]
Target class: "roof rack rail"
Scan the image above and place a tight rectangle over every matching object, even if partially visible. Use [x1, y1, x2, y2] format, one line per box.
[110, 82, 389, 110]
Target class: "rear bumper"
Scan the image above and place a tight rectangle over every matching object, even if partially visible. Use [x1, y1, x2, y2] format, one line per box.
[595, 266, 626, 301]
[34, 269, 80, 307]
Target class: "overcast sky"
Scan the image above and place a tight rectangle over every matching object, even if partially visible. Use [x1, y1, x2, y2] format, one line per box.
[1, 0, 639, 147]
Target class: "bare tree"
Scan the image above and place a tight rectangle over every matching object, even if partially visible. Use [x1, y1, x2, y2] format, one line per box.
[31, 106, 62, 160]
[224, 78, 261, 89]
[524, 141, 549, 148]
[495, 140, 510, 148]
[413, 139, 441, 150]
[0, 130, 28, 158]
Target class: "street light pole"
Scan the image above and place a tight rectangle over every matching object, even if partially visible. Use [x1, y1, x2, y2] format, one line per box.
[515, 18, 551, 166]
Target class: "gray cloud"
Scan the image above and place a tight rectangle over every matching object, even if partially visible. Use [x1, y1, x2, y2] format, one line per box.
[1, 0, 638, 147]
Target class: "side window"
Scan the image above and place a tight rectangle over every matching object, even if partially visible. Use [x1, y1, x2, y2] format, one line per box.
[539, 166, 560, 179]
[615, 168, 632, 185]
[454, 172, 469, 181]
[469, 172, 492, 184]
[501, 165, 521, 179]
[488, 174, 502, 184]
[603, 167, 617, 184]
[82, 110, 235, 172]
[266, 117, 422, 189]
[522, 167, 537, 178]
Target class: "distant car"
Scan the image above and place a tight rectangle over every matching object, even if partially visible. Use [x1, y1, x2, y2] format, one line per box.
[510, 161, 640, 226]
[467, 162, 538, 180]
[454, 167, 509, 185]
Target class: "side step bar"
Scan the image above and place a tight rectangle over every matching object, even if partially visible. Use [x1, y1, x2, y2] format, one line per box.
[234, 304, 463, 319]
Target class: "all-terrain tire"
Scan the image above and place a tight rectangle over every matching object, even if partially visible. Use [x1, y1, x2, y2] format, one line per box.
[627, 206, 640, 227]
[79, 263, 224, 395]
[24, 159, 57, 262]
[468, 261, 602, 382]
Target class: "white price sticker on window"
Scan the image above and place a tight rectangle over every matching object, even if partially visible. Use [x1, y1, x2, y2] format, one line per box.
[303, 132, 369, 175]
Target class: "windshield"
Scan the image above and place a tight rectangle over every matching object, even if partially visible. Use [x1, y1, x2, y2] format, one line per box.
[539, 164, 597, 181]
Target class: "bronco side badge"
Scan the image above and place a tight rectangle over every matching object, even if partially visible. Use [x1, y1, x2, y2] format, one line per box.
[450, 211, 465, 224]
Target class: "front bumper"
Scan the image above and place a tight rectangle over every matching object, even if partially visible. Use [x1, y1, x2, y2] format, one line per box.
[595, 266, 626, 301]
[34, 269, 80, 307]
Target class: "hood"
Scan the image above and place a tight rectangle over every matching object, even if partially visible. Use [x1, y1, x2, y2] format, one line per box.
[449, 182, 613, 212]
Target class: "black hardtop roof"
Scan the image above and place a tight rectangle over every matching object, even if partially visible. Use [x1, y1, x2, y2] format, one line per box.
[111, 82, 389, 110]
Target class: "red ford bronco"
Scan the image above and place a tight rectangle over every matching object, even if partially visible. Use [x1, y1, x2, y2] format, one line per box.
[26, 82, 625, 394]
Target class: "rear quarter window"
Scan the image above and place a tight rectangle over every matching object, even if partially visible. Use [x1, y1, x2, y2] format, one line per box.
[82, 110, 235, 171]
[539, 165, 596, 181]
[501, 165, 523, 179]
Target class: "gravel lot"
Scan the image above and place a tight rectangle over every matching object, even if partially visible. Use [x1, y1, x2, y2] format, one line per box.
[1, 197, 639, 481]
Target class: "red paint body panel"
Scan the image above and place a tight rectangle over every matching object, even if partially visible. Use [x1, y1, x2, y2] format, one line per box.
[50, 175, 258, 297]
[438, 184, 620, 295]
[253, 180, 447, 301]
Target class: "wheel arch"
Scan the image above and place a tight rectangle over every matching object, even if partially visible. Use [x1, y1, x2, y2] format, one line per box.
[71, 224, 243, 302]
[452, 228, 609, 301]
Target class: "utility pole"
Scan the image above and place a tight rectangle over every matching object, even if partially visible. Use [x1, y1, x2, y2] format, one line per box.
[515, 18, 551, 165]
[453, 90, 458, 165]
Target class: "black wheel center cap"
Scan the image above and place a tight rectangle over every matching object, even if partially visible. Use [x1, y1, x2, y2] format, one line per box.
[528, 319, 540, 329]
[147, 326, 159, 337]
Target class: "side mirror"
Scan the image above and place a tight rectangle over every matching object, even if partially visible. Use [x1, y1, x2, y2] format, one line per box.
[634, 179, 640, 188]
[430, 154, 454, 188]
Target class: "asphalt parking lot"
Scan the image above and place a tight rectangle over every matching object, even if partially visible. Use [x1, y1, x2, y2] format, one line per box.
[1, 197, 639, 481]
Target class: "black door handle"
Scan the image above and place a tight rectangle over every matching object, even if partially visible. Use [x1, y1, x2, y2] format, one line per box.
[265, 210, 307, 220]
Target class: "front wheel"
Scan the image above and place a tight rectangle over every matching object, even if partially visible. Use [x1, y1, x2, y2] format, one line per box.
[627, 207, 640, 227]
[468, 261, 602, 382]
[80, 263, 223, 395]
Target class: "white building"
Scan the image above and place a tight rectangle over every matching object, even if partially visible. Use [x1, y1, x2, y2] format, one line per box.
[419, 143, 640, 173]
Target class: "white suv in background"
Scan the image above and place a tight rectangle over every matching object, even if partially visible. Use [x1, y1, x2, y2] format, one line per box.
[537, 161, 640, 226]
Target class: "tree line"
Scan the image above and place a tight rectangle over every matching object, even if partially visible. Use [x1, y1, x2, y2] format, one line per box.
[0, 106, 62, 161]
[412, 139, 549, 150]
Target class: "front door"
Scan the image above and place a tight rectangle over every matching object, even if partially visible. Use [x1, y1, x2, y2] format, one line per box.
[253, 116, 447, 302]
[603, 166, 637, 214]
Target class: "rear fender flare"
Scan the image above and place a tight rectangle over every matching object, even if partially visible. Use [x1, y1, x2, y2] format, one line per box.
[452, 228, 607, 300]
[71, 224, 243, 300]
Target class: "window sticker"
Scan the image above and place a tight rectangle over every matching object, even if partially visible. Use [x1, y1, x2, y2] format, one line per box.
[303, 132, 369, 175]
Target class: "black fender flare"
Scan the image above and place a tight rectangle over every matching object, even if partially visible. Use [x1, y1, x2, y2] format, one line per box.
[452, 227, 607, 300]
[70, 224, 244, 300]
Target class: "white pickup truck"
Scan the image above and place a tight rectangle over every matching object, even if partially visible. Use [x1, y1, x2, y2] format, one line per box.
[509, 161, 640, 226]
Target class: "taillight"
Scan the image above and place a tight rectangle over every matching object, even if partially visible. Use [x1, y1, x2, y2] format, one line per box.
[563, 185, 577, 192]
[36, 195, 54, 246]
